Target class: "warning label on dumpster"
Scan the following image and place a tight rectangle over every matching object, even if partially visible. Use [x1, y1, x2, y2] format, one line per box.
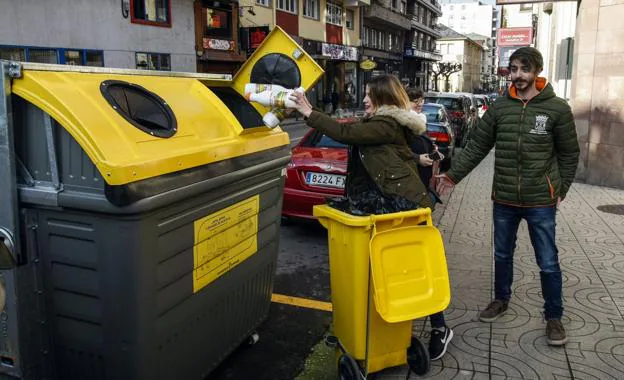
[193, 195, 260, 293]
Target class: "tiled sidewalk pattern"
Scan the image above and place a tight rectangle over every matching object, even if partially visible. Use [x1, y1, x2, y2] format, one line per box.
[376, 152, 624, 379]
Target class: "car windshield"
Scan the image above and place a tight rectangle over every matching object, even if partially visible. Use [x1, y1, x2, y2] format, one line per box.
[422, 106, 443, 123]
[306, 133, 347, 148]
[425, 97, 462, 111]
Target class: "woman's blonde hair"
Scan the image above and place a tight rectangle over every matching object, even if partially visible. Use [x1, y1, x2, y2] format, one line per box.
[366, 74, 411, 110]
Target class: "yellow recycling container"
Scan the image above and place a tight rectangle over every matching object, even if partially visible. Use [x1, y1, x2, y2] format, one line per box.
[314, 205, 450, 377]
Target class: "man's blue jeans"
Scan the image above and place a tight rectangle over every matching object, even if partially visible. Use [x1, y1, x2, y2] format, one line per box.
[493, 202, 563, 320]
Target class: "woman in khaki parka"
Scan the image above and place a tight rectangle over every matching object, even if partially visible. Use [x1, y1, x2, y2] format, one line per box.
[289, 74, 453, 360]
[289, 74, 433, 210]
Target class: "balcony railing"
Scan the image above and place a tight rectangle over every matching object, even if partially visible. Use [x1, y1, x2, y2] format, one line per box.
[415, 0, 442, 16]
[408, 16, 441, 38]
[364, 2, 411, 30]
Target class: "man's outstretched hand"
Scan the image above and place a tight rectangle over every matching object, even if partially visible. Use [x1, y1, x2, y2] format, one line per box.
[434, 173, 456, 195]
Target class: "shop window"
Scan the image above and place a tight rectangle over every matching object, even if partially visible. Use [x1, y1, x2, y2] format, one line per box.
[64, 50, 83, 65]
[345, 9, 354, 29]
[135, 52, 171, 71]
[303, 0, 319, 19]
[132, 0, 171, 27]
[326, 2, 343, 26]
[29, 49, 58, 64]
[256, 0, 271, 6]
[0, 47, 26, 61]
[277, 0, 297, 14]
[205, 7, 231, 38]
[86, 51, 104, 67]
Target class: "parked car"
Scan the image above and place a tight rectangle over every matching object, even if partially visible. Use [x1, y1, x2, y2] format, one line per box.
[282, 128, 347, 219]
[422, 103, 455, 171]
[474, 94, 491, 118]
[424, 92, 476, 147]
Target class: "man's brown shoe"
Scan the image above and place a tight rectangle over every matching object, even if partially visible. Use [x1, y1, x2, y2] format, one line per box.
[546, 319, 568, 346]
[479, 300, 508, 322]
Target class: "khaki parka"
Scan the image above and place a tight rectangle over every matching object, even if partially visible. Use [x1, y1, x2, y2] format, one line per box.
[306, 106, 433, 209]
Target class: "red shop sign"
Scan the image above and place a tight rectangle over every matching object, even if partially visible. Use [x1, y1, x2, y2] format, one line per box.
[497, 28, 533, 47]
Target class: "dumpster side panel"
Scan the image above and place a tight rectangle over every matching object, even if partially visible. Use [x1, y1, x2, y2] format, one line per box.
[29, 167, 285, 380]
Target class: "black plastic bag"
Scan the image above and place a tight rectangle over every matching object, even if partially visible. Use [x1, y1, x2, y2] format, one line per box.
[327, 190, 420, 216]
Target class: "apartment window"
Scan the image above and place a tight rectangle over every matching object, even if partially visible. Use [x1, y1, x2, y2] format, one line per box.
[379, 31, 386, 50]
[400, 1, 406, 14]
[391, 0, 398, 10]
[326, 2, 343, 26]
[449, 5, 454, 10]
[85, 51, 104, 66]
[346, 9, 354, 29]
[136, 52, 171, 71]
[0, 47, 25, 61]
[132, 0, 171, 26]
[303, 0, 319, 19]
[29, 49, 58, 64]
[256, 0, 270, 6]
[277, 0, 297, 13]
[461, 4, 466, 9]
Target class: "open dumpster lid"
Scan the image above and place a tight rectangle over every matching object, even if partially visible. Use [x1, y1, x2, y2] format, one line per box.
[10, 26, 322, 186]
[369, 225, 450, 323]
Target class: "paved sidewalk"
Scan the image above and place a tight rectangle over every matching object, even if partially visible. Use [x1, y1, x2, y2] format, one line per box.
[376, 151, 624, 379]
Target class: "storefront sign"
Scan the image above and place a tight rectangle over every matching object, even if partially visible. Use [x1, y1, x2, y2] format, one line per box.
[359, 59, 377, 70]
[321, 43, 359, 61]
[203, 38, 234, 51]
[496, 0, 572, 4]
[249, 27, 269, 49]
[497, 28, 533, 47]
[404, 49, 442, 61]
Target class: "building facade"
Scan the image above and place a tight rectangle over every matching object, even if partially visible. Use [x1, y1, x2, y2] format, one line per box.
[402, 0, 443, 90]
[0, 0, 197, 72]
[435, 24, 484, 92]
[570, 0, 624, 189]
[438, 0, 498, 92]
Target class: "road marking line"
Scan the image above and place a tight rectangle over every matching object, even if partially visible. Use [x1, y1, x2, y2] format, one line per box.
[271, 293, 333, 312]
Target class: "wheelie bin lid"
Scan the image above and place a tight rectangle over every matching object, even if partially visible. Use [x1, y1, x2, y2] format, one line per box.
[369, 225, 450, 323]
[10, 26, 323, 186]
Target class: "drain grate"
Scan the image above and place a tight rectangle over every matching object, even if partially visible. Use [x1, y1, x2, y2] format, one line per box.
[596, 204, 624, 215]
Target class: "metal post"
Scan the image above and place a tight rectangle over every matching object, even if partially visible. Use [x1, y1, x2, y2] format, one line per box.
[0, 61, 20, 263]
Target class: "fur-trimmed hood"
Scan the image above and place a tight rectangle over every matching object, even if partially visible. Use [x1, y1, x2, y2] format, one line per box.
[373, 105, 426, 136]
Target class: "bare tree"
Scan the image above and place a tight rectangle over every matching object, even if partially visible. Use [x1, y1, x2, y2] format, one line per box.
[431, 62, 462, 92]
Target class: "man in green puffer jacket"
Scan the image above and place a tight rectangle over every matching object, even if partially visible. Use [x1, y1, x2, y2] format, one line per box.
[436, 47, 580, 346]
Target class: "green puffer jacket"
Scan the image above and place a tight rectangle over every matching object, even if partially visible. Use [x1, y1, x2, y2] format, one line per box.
[446, 78, 580, 206]
[306, 106, 433, 209]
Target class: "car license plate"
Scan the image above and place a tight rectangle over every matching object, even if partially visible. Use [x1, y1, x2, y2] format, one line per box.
[305, 172, 345, 189]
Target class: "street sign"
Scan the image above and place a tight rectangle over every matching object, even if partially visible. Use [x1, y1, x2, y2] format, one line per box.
[497, 28, 533, 47]
[359, 59, 377, 70]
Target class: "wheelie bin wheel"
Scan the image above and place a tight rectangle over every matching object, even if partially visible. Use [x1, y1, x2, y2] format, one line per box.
[407, 337, 430, 376]
[338, 354, 361, 380]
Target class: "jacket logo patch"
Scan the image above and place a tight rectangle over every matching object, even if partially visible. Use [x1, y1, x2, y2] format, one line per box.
[529, 115, 549, 135]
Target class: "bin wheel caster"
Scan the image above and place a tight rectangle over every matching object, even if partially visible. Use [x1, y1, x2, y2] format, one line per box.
[338, 354, 361, 380]
[407, 337, 430, 376]
[247, 332, 260, 346]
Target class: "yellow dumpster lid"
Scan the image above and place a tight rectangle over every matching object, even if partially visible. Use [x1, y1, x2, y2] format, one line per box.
[10, 26, 322, 186]
[369, 225, 450, 323]
[12, 71, 289, 186]
[231, 26, 324, 115]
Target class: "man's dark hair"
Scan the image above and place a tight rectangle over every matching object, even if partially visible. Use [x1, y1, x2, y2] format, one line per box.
[509, 47, 543, 73]
[406, 88, 424, 101]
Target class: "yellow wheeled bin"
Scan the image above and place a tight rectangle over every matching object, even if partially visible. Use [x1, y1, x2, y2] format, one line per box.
[313, 205, 451, 378]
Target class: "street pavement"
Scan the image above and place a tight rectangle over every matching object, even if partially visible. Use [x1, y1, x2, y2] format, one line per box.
[363, 150, 624, 379]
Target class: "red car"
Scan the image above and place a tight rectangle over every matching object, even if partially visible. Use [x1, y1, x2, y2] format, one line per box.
[282, 127, 348, 219]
